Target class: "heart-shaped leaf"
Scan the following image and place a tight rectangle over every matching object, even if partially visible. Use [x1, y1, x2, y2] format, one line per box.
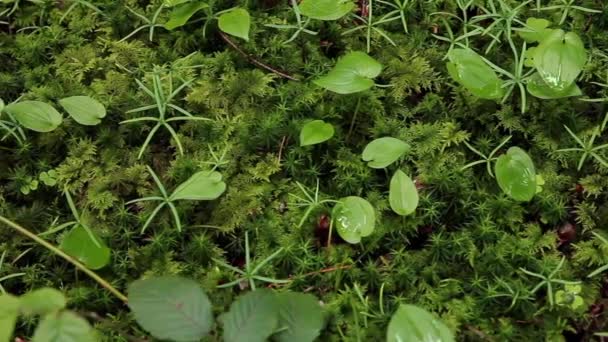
[389, 170, 418, 216]
[519, 18, 552, 43]
[169, 171, 227, 201]
[20, 288, 67, 316]
[446, 48, 504, 99]
[218, 8, 250, 41]
[314, 52, 382, 94]
[165, 1, 209, 30]
[221, 289, 279, 342]
[32, 311, 96, 342]
[495, 147, 537, 202]
[4, 101, 63, 132]
[60, 225, 110, 270]
[0, 295, 20, 342]
[332, 196, 375, 244]
[59, 96, 106, 126]
[527, 73, 582, 99]
[386, 304, 454, 342]
[362, 137, 410, 169]
[300, 120, 334, 146]
[534, 30, 587, 92]
[272, 292, 325, 342]
[128, 277, 214, 342]
[299, 0, 355, 20]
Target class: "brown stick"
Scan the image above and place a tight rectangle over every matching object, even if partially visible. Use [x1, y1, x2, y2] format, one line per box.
[219, 31, 299, 81]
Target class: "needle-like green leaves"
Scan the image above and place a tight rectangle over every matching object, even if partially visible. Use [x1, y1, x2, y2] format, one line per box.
[314, 52, 382, 94]
[299, 0, 355, 20]
[218, 8, 251, 41]
[169, 171, 227, 201]
[4, 101, 63, 132]
[533, 30, 586, 92]
[60, 225, 111, 270]
[300, 120, 334, 146]
[362, 137, 410, 169]
[59, 96, 106, 126]
[527, 73, 582, 99]
[519, 18, 552, 43]
[446, 48, 504, 99]
[165, 1, 208, 30]
[495, 147, 537, 202]
[386, 304, 454, 342]
[389, 170, 418, 216]
[332, 196, 375, 244]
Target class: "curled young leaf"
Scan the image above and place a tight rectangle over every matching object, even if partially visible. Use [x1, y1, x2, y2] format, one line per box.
[169, 171, 227, 201]
[446, 48, 503, 99]
[495, 147, 537, 202]
[386, 304, 454, 342]
[300, 120, 334, 146]
[4, 101, 63, 132]
[362, 137, 410, 169]
[314, 52, 382, 94]
[389, 170, 418, 216]
[299, 0, 355, 20]
[59, 96, 106, 126]
[218, 8, 251, 41]
[332, 196, 375, 244]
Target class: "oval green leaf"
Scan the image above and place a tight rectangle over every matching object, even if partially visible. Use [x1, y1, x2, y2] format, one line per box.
[218, 8, 250, 42]
[20, 288, 67, 316]
[446, 48, 504, 99]
[300, 120, 334, 146]
[389, 170, 418, 216]
[534, 30, 587, 92]
[169, 171, 227, 201]
[314, 51, 382, 94]
[165, 1, 209, 30]
[387, 304, 454, 342]
[299, 0, 355, 20]
[495, 147, 537, 202]
[59, 96, 106, 126]
[4, 101, 63, 132]
[527, 73, 582, 99]
[362, 137, 410, 169]
[332, 196, 375, 244]
[32, 311, 96, 342]
[221, 289, 279, 342]
[0, 295, 20, 342]
[272, 292, 325, 342]
[60, 225, 110, 270]
[128, 276, 214, 342]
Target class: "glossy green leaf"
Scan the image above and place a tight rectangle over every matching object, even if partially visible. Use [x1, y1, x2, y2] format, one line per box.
[446, 48, 504, 99]
[534, 30, 587, 92]
[389, 170, 418, 216]
[332, 196, 375, 244]
[60, 225, 110, 270]
[4, 101, 63, 132]
[128, 277, 214, 342]
[169, 171, 226, 201]
[59, 96, 106, 126]
[495, 147, 537, 202]
[221, 289, 279, 342]
[362, 137, 410, 169]
[299, 0, 355, 20]
[300, 120, 334, 146]
[314, 52, 382, 94]
[519, 18, 552, 43]
[0, 295, 20, 342]
[20, 288, 67, 316]
[32, 311, 96, 342]
[272, 292, 325, 342]
[527, 73, 582, 99]
[218, 8, 250, 41]
[386, 304, 454, 342]
[165, 1, 209, 30]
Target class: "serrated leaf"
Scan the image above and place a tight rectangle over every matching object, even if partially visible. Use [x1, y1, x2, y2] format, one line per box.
[299, 0, 355, 20]
[519, 18, 552, 43]
[361, 137, 409, 169]
[0, 295, 20, 342]
[218, 8, 250, 41]
[32, 311, 96, 342]
[221, 289, 279, 342]
[446, 48, 504, 99]
[272, 292, 325, 342]
[332, 196, 375, 244]
[495, 147, 537, 202]
[299, 120, 334, 146]
[60, 225, 110, 270]
[314, 52, 382, 94]
[4, 101, 63, 132]
[534, 30, 587, 92]
[527, 72, 582, 99]
[389, 170, 418, 216]
[386, 304, 454, 342]
[59, 96, 106, 126]
[20, 288, 67, 316]
[169, 171, 226, 201]
[128, 277, 214, 342]
[165, 1, 209, 30]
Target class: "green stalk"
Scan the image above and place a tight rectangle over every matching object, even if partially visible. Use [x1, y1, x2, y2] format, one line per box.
[0, 215, 128, 303]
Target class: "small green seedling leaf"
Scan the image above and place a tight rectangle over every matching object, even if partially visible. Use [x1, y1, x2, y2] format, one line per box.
[527, 73, 582, 99]
[495, 147, 537, 202]
[32, 311, 96, 342]
[314, 51, 382, 94]
[386, 304, 455, 342]
[60, 225, 111, 270]
[59, 96, 106, 126]
[446, 48, 504, 99]
[165, 1, 209, 30]
[128, 277, 214, 342]
[362, 137, 409, 169]
[534, 30, 587, 92]
[20, 288, 67, 316]
[4, 101, 63, 132]
[389, 170, 418, 216]
[39, 170, 58, 186]
[299, 0, 355, 20]
[169, 171, 226, 201]
[519, 18, 552, 43]
[0, 295, 20, 342]
[272, 292, 325, 342]
[332, 196, 375, 244]
[218, 8, 251, 41]
[300, 120, 334, 146]
[221, 289, 279, 342]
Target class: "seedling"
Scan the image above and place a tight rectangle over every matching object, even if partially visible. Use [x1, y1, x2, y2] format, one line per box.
[471, 0, 531, 53]
[59, 0, 104, 23]
[288, 179, 337, 228]
[537, 0, 601, 25]
[555, 284, 584, 309]
[342, 0, 397, 53]
[461, 135, 512, 178]
[557, 114, 608, 171]
[377, 0, 412, 34]
[488, 276, 533, 311]
[120, 5, 165, 42]
[431, 0, 483, 58]
[0, 251, 25, 295]
[520, 256, 581, 307]
[265, 0, 318, 44]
